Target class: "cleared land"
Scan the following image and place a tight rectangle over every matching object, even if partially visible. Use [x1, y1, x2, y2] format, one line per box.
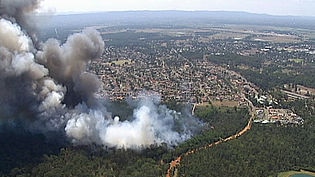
[197, 100, 239, 107]
[211, 100, 239, 107]
[277, 170, 315, 177]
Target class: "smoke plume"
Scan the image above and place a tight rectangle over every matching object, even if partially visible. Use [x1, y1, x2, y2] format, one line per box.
[65, 94, 199, 149]
[0, 0, 201, 149]
[0, 0, 42, 42]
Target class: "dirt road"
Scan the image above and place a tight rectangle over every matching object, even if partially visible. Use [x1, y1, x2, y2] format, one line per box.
[166, 98, 254, 177]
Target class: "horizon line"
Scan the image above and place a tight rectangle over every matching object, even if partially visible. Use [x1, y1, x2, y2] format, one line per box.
[37, 10, 315, 18]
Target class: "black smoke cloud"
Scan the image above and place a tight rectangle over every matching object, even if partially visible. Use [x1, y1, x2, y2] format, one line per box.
[0, 0, 202, 149]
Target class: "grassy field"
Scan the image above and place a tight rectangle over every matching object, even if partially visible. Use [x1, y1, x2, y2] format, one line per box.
[289, 58, 304, 63]
[211, 100, 239, 107]
[109, 59, 133, 66]
[277, 170, 315, 177]
[197, 100, 239, 107]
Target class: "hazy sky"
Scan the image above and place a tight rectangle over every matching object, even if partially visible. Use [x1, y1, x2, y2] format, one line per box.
[40, 0, 315, 17]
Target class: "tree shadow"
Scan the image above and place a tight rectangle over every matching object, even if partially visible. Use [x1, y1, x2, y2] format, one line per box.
[0, 126, 66, 175]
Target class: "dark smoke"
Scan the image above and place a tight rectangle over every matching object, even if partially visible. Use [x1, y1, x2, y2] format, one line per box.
[37, 28, 105, 107]
[0, 0, 202, 150]
[0, 0, 42, 42]
[0, 0, 105, 130]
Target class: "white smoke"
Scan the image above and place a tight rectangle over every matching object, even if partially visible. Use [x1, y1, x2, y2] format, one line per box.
[0, 0, 202, 150]
[0, 19, 32, 52]
[65, 95, 194, 149]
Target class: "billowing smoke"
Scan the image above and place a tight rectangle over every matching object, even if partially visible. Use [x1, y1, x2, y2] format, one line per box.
[37, 28, 105, 107]
[65, 94, 198, 149]
[0, 0, 42, 42]
[0, 0, 201, 149]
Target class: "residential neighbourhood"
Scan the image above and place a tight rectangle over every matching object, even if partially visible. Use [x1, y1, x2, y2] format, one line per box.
[87, 26, 314, 125]
[91, 57, 243, 104]
[254, 108, 304, 125]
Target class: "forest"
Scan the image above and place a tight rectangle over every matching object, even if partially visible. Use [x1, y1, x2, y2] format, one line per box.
[178, 124, 315, 177]
[1, 101, 314, 177]
[206, 53, 315, 91]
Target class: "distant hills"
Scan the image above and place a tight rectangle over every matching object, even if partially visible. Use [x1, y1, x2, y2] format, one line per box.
[37, 10, 315, 30]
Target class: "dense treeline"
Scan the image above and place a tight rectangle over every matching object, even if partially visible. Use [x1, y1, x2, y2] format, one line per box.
[162, 106, 250, 162]
[237, 66, 315, 91]
[178, 124, 315, 177]
[102, 31, 190, 47]
[178, 101, 315, 177]
[206, 53, 315, 90]
[207, 54, 262, 69]
[6, 146, 167, 177]
[0, 129, 64, 176]
[0, 106, 249, 177]
[1, 104, 314, 177]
